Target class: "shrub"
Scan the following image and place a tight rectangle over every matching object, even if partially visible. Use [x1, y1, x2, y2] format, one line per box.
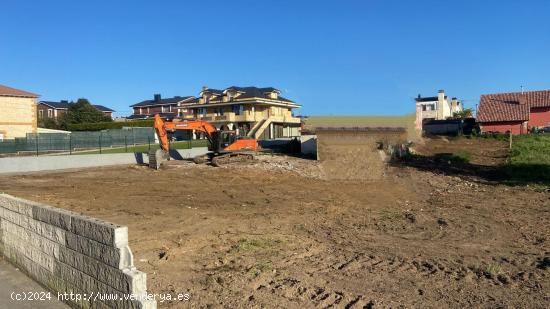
[68, 120, 154, 131]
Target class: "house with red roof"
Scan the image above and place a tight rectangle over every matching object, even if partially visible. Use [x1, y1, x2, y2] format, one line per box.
[477, 90, 550, 135]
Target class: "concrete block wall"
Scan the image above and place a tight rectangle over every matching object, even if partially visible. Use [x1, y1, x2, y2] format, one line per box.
[0, 194, 157, 309]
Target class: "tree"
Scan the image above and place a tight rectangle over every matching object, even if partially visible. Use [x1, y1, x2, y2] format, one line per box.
[58, 98, 112, 129]
[452, 108, 473, 119]
[37, 117, 60, 129]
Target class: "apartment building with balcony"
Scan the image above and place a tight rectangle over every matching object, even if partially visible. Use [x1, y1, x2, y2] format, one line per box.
[178, 86, 301, 139]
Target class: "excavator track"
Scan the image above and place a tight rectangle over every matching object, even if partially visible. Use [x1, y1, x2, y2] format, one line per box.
[148, 149, 169, 170]
[192, 154, 209, 164]
[211, 152, 255, 167]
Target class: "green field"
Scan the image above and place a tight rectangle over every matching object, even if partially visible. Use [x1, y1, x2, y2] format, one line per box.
[504, 134, 550, 183]
[510, 135, 550, 165]
[74, 140, 208, 155]
[305, 114, 417, 139]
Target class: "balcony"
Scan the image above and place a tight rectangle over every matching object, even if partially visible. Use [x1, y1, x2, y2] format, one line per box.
[182, 112, 301, 124]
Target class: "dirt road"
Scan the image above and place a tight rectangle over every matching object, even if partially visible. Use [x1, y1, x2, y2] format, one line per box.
[0, 139, 548, 308]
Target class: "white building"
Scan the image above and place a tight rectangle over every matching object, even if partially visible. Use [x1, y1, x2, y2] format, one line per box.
[415, 89, 462, 130]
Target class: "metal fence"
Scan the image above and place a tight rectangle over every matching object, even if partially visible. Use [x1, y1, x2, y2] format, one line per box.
[0, 128, 159, 155]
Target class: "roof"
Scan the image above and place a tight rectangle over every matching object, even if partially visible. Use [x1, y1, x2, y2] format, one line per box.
[126, 112, 176, 120]
[39, 100, 115, 112]
[131, 96, 194, 107]
[203, 86, 295, 103]
[477, 90, 550, 123]
[416, 96, 438, 102]
[39, 100, 71, 109]
[202, 88, 224, 95]
[0, 84, 39, 98]
[93, 105, 114, 112]
[416, 96, 447, 102]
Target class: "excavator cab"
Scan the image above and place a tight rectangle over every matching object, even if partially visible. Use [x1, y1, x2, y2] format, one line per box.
[209, 131, 238, 153]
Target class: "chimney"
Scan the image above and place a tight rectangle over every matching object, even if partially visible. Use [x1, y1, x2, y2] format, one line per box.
[451, 97, 458, 110]
[438, 89, 445, 101]
[154, 94, 161, 102]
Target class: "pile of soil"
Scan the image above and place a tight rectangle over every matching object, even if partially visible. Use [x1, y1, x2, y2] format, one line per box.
[315, 130, 406, 181]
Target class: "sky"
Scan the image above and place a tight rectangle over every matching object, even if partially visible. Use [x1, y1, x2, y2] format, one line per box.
[1, 0, 549, 117]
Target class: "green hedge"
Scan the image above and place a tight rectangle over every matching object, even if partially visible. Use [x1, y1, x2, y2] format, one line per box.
[68, 120, 154, 131]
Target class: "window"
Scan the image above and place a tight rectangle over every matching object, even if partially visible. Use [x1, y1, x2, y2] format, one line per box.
[216, 108, 224, 116]
[47, 109, 53, 118]
[38, 110, 44, 118]
[232, 104, 243, 115]
[422, 104, 436, 111]
[197, 108, 206, 117]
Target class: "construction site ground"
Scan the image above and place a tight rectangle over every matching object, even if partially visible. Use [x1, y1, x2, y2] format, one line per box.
[0, 137, 548, 308]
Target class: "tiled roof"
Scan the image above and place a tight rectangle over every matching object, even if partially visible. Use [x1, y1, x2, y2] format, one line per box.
[477, 90, 550, 122]
[0, 84, 38, 97]
[126, 112, 176, 119]
[93, 105, 114, 112]
[39, 100, 71, 109]
[131, 96, 194, 107]
[203, 86, 295, 103]
[39, 101, 115, 112]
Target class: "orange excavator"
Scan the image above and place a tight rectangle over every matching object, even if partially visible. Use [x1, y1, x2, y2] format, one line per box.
[149, 114, 258, 169]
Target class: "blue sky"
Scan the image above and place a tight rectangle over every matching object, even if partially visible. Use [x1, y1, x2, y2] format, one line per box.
[1, 0, 549, 117]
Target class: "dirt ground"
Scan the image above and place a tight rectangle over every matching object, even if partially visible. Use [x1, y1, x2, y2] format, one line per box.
[0, 138, 549, 308]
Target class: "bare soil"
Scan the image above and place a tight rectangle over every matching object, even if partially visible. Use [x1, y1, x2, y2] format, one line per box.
[0, 138, 548, 308]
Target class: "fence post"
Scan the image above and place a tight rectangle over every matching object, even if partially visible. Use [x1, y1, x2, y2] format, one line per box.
[35, 134, 39, 156]
[125, 135, 128, 152]
[69, 134, 72, 155]
[148, 136, 151, 151]
[99, 132, 102, 154]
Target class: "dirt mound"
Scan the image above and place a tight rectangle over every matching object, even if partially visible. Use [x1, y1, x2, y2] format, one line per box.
[316, 128, 406, 180]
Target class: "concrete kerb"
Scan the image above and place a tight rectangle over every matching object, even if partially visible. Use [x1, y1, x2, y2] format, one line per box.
[0, 194, 157, 309]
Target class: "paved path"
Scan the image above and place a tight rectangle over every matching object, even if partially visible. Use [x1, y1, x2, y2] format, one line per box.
[0, 257, 69, 309]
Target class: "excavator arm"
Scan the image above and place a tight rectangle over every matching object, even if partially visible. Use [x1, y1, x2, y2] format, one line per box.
[153, 114, 217, 152]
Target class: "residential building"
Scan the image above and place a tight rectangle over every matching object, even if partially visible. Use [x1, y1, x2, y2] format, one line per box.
[37, 100, 115, 120]
[178, 86, 301, 139]
[477, 90, 550, 135]
[0, 84, 39, 140]
[415, 90, 463, 130]
[129, 94, 195, 119]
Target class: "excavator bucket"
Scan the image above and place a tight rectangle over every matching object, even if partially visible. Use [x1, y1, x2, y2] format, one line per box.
[313, 127, 407, 180]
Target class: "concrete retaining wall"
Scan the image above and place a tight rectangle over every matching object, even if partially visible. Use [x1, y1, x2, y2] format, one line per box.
[0, 194, 156, 309]
[0, 148, 209, 174]
[300, 135, 318, 158]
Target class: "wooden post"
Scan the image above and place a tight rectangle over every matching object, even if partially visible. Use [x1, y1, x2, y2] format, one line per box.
[509, 130, 513, 150]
